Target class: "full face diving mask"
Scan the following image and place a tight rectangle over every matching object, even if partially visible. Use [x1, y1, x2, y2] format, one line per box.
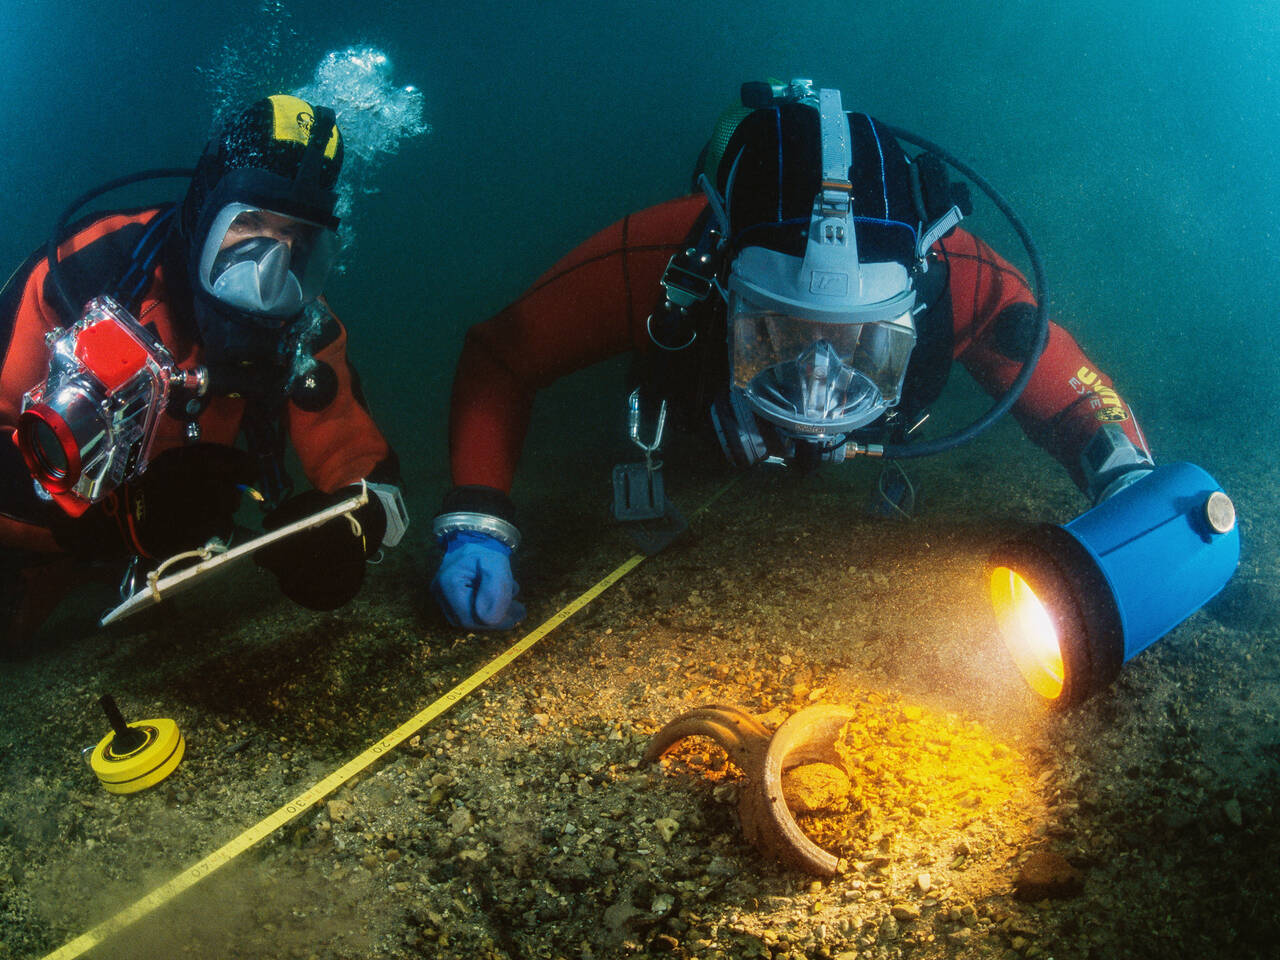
[726, 87, 918, 442]
[196, 203, 338, 320]
[16, 296, 202, 515]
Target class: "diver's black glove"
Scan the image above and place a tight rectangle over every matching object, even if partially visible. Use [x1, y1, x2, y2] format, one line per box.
[253, 485, 387, 611]
[51, 444, 257, 561]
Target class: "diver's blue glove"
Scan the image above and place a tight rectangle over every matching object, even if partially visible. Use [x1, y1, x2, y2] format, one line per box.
[431, 531, 526, 630]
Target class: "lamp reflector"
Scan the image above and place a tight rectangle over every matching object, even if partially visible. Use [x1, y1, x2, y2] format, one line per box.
[989, 565, 1064, 700]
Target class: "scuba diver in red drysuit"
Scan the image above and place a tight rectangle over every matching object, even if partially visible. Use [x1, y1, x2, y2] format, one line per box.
[431, 80, 1153, 631]
[1, 94, 408, 644]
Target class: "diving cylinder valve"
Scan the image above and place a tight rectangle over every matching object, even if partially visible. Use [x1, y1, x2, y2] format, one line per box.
[89, 694, 185, 794]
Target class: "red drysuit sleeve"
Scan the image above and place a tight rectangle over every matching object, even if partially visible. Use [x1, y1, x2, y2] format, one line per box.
[941, 229, 1150, 490]
[447, 195, 706, 493]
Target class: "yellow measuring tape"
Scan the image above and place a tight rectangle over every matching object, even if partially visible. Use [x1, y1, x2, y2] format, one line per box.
[44, 553, 645, 960]
[43, 477, 739, 959]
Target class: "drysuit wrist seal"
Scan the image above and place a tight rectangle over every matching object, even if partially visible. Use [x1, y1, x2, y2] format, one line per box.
[431, 512, 521, 551]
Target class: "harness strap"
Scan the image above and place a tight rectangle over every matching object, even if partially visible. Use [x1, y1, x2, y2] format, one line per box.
[108, 206, 178, 313]
[634, 206, 724, 427]
[294, 107, 337, 193]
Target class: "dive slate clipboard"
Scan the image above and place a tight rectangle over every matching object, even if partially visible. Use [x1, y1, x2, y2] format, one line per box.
[98, 485, 369, 627]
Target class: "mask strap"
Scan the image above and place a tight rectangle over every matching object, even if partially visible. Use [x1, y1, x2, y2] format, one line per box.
[110, 206, 178, 311]
[295, 106, 336, 192]
[803, 89, 857, 272]
[723, 146, 744, 230]
[816, 88, 853, 216]
[696, 173, 730, 237]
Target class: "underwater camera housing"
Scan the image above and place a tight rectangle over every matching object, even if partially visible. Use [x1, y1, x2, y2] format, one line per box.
[17, 296, 193, 513]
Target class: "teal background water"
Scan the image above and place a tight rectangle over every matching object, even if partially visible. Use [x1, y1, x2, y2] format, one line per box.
[2, 5, 1279, 954]
[1, 0, 1277, 503]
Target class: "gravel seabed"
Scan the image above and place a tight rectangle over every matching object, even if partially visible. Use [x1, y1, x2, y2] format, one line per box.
[1, 422, 1276, 960]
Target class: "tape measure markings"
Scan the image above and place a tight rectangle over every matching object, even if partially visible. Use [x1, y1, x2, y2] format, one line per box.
[39, 552, 647, 960]
[43, 475, 737, 960]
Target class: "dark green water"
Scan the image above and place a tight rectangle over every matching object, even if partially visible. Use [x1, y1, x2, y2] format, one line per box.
[4, 0, 1277, 500]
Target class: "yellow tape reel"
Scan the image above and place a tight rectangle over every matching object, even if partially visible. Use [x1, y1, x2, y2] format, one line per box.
[89, 719, 185, 795]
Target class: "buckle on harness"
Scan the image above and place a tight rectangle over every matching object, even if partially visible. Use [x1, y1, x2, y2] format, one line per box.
[647, 249, 709, 352]
[661, 246, 716, 309]
[648, 241, 719, 351]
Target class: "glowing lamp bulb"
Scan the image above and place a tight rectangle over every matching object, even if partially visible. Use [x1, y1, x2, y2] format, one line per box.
[989, 566, 1065, 699]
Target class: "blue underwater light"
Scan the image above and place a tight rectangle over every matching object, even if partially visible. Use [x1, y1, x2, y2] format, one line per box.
[987, 463, 1240, 706]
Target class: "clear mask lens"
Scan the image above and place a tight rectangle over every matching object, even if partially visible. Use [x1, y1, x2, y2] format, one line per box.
[198, 204, 336, 319]
[730, 305, 915, 435]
